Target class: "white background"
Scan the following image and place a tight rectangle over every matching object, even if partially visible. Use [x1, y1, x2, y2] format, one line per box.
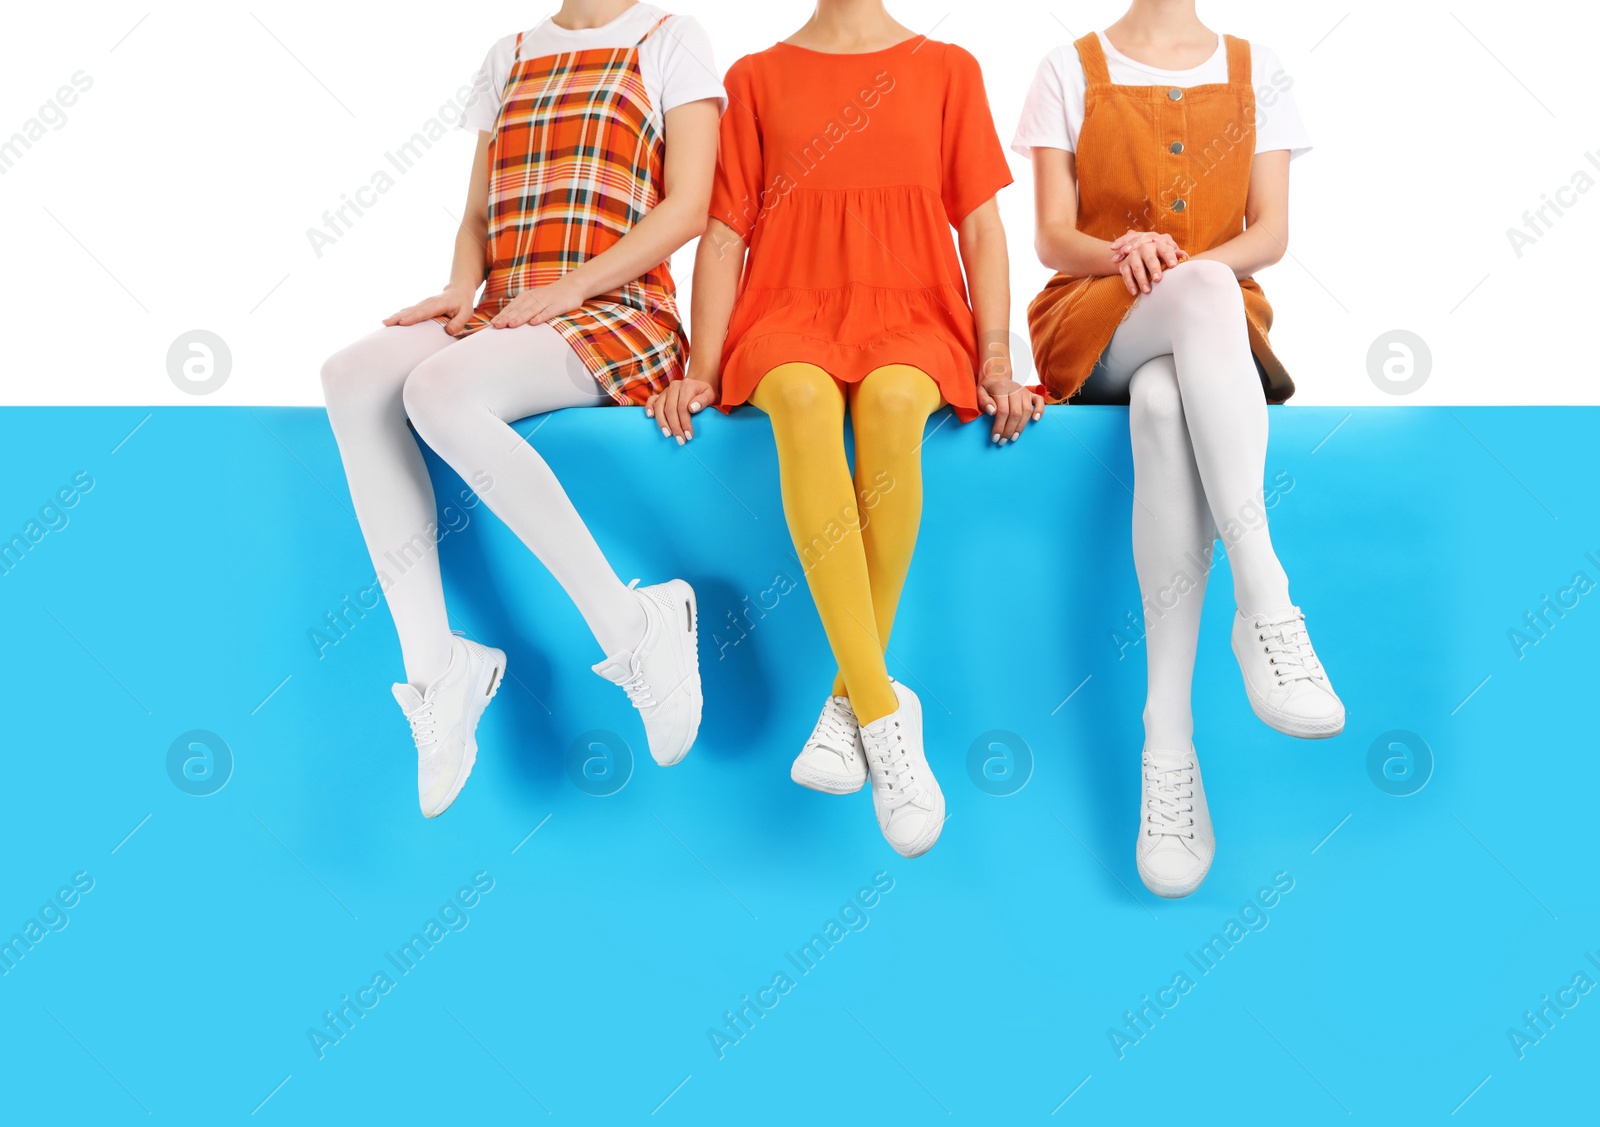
[0, 1, 1593, 406]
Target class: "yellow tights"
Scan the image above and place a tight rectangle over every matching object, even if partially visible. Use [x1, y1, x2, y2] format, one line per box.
[750, 363, 942, 725]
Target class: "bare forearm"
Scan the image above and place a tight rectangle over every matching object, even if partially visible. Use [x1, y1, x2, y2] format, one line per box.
[1035, 223, 1125, 279]
[558, 198, 707, 306]
[556, 100, 719, 309]
[961, 201, 1045, 440]
[1029, 149, 1125, 281]
[1195, 151, 1291, 279]
[1189, 222, 1286, 279]
[446, 220, 488, 295]
[687, 224, 745, 391]
[961, 220, 1012, 377]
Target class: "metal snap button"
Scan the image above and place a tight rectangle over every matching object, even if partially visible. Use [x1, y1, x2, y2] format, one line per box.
[1168, 88, 1184, 101]
[1170, 141, 1185, 155]
[1172, 199, 1187, 212]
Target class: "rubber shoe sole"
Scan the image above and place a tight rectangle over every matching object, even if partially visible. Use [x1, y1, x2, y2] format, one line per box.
[1237, 674, 1345, 740]
[790, 758, 866, 795]
[650, 579, 701, 767]
[1138, 855, 1214, 899]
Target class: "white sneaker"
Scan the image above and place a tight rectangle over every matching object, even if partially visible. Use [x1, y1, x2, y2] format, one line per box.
[1136, 746, 1214, 898]
[592, 579, 702, 766]
[1231, 606, 1345, 738]
[791, 696, 867, 794]
[860, 682, 945, 858]
[392, 635, 506, 819]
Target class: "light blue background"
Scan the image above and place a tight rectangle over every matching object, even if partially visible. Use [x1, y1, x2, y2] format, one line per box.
[0, 405, 1592, 1124]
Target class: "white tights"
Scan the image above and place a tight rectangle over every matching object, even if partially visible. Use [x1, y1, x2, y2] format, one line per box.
[320, 321, 645, 689]
[1078, 259, 1294, 750]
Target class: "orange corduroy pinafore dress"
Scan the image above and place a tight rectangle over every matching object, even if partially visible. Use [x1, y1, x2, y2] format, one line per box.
[1026, 33, 1294, 404]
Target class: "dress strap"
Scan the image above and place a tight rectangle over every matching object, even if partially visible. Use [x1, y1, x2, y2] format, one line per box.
[1075, 32, 1112, 86]
[636, 13, 674, 47]
[513, 31, 524, 62]
[1223, 35, 1251, 88]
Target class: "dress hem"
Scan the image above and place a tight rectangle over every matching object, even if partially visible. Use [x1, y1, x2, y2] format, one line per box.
[718, 330, 981, 423]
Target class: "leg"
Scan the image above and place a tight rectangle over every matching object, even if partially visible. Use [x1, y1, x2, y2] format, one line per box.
[1102, 261, 1291, 614]
[750, 364, 898, 724]
[321, 321, 459, 687]
[400, 325, 645, 658]
[1090, 350, 1219, 897]
[1080, 352, 1217, 749]
[1127, 358, 1216, 750]
[826, 365, 943, 698]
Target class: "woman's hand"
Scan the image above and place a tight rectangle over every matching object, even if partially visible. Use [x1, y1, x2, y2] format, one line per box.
[489, 278, 586, 329]
[384, 284, 478, 334]
[977, 366, 1046, 446]
[646, 375, 718, 445]
[1111, 230, 1187, 296]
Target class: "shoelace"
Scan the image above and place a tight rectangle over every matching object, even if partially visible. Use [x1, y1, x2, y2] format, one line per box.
[613, 579, 664, 712]
[1253, 610, 1325, 687]
[405, 700, 439, 751]
[809, 700, 857, 765]
[1143, 758, 1197, 840]
[867, 721, 922, 809]
[616, 657, 658, 711]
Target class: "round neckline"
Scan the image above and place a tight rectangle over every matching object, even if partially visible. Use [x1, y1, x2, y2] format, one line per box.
[1096, 29, 1223, 78]
[546, 3, 650, 37]
[774, 35, 924, 58]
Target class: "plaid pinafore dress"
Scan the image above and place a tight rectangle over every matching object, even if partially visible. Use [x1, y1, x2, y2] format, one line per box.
[438, 16, 687, 405]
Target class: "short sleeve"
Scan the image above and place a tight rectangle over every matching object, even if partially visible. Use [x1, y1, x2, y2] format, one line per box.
[459, 36, 514, 134]
[648, 16, 726, 114]
[1250, 45, 1313, 160]
[1011, 47, 1086, 157]
[940, 45, 1014, 228]
[708, 57, 764, 240]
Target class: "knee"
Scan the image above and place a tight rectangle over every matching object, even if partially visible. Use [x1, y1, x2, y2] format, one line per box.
[400, 355, 460, 444]
[1127, 359, 1184, 431]
[852, 369, 935, 456]
[760, 364, 839, 421]
[1165, 259, 1243, 319]
[854, 369, 929, 427]
[1174, 258, 1237, 291]
[320, 342, 391, 419]
[321, 328, 438, 425]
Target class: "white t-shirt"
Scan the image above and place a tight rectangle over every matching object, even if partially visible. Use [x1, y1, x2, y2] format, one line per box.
[460, 4, 725, 136]
[1011, 32, 1312, 160]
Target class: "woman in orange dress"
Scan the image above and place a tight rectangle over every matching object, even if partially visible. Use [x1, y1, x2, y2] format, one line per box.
[648, 1, 1041, 858]
[1016, 0, 1344, 897]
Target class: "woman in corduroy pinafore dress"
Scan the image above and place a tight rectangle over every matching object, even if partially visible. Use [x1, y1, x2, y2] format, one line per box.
[1015, 0, 1345, 897]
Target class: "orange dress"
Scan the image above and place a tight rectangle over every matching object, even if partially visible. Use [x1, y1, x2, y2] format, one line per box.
[709, 39, 1014, 422]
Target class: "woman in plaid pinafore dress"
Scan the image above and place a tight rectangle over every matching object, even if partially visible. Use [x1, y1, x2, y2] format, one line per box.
[320, 2, 724, 818]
